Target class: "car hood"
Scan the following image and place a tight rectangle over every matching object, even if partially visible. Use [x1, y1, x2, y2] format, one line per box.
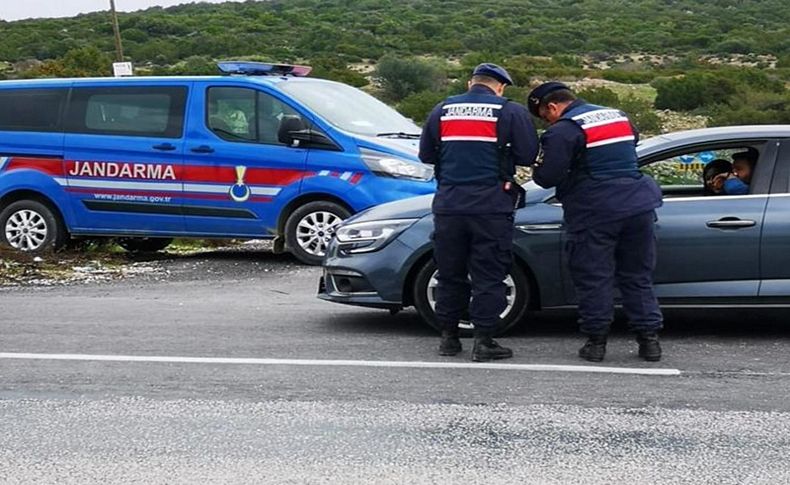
[348, 181, 556, 223]
[348, 194, 434, 223]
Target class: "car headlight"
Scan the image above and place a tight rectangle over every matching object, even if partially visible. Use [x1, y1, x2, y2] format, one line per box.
[335, 218, 418, 254]
[361, 149, 433, 181]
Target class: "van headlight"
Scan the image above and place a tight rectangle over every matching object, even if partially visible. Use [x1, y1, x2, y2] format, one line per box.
[361, 149, 433, 181]
[335, 218, 417, 254]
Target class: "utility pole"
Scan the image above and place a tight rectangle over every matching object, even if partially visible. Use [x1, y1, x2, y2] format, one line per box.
[109, 0, 124, 62]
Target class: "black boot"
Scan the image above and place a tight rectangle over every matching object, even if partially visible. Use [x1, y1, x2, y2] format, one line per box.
[578, 335, 607, 362]
[438, 331, 462, 356]
[636, 332, 662, 362]
[471, 335, 513, 362]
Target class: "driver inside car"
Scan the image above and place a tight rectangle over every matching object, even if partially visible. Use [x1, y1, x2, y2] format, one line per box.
[712, 148, 758, 196]
[703, 159, 733, 195]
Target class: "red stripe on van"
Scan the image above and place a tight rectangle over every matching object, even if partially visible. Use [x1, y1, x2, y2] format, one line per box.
[178, 166, 304, 186]
[5, 157, 64, 176]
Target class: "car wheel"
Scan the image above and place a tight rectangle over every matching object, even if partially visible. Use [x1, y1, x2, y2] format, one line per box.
[117, 237, 173, 253]
[285, 201, 351, 265]
[412, 258, 530, 337]
[0, 199, 67, 254]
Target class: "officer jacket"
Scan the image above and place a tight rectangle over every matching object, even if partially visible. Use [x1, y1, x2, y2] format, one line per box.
[532, 100, 662, 230]
[419, 85, 538, 214]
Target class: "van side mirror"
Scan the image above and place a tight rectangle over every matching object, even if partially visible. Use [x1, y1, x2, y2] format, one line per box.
[277, 116, 339, 150]
[288, 129, 341, 151]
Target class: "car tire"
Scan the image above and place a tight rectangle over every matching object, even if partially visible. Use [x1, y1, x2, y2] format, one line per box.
[117, 237, 173, 253]
[285, 201, 351, 265]
[0, 199, 67, 254]
[412, 258, 530, 337]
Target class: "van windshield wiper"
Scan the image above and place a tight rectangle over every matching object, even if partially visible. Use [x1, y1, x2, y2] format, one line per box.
[376, 132, 421, 139]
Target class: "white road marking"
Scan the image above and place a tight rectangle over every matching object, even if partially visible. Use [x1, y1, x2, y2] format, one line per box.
[0, 352, 681, 376]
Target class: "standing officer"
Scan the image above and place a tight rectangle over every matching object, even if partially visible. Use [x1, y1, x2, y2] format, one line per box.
[419, 63, 538, 361]
[528, 82, 664, 362]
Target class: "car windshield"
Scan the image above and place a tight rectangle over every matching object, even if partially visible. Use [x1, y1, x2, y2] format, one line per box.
[279, 80, 420, 137]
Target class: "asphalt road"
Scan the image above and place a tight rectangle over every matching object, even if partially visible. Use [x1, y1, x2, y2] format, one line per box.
[2, 249, 790, 484]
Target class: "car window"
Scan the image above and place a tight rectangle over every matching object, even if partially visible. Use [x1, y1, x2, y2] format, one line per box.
[207, 87, 300, 146]
[642, 146, 762, 198]
[0, 88, 67, 132]
[65, 86, 187, 138]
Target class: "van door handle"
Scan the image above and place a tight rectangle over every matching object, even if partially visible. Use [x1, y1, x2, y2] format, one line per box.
[190, 145, 215, 154]
[706, 217, 756, 229]
[152, 143, 177, 151]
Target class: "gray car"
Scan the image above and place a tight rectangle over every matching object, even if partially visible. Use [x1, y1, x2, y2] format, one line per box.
[318, 126, 790, 334]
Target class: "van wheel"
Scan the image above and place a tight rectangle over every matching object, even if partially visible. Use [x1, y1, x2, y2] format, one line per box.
[0, 199, 67, 254]
[117, 237, 173, 253]
[285, 201, 351, 265]
[412, 258, 530, 337]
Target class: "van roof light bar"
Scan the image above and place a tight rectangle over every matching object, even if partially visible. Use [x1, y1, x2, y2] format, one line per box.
[217, 61, 312, 77]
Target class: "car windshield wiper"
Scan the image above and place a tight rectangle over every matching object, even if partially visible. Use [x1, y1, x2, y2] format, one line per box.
[376, 132, 421, 139]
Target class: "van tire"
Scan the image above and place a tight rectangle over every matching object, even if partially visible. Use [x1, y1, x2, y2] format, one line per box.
[0, 199, 67, 254]
[285, 201, 351, 265]
[117, 237, 173, 253]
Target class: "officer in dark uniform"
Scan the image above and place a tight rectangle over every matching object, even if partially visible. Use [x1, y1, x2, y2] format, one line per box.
[527, 82, 664, 362]
[419, 64, 538, 361]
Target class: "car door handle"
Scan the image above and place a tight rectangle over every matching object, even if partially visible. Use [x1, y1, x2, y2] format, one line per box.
[517, 223, 564, 233]
[706, 218, 756, 229]
[152, 143, 177, 151]
[190, 145, 215, 154]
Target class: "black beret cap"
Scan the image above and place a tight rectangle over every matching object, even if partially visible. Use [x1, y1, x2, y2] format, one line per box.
[472, 63, 514, 86]
[527, 81, 572, 116]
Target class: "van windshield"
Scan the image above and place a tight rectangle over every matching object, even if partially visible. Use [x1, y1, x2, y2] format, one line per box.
[279, 80, 421, 137]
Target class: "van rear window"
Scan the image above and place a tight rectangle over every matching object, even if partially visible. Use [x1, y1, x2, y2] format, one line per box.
[65, 86, 187, 138]
[0, 89, 66, 132]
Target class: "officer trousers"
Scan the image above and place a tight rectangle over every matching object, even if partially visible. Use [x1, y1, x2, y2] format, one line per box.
[433, 213, 514, 335]
[566, 210, 663, 336]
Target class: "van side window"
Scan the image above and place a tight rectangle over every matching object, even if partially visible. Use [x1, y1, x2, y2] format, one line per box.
[207, 87, 257, 142]
[65, 86, 187, 138]
[0, 89, 67, 132]
[207, 87, 301, 146]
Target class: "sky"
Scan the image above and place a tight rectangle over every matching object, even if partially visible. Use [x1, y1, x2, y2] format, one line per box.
[0, 0, 247, 21]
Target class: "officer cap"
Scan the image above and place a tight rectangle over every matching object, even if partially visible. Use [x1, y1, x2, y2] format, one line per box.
[472, 63, 514, 86]
[527, 81, 572, 117]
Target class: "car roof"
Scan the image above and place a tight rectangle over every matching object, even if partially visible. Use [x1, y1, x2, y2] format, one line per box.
[642, 125, 790, 144]
[638, 125, 790, 155]
[0, 75, 330, 89]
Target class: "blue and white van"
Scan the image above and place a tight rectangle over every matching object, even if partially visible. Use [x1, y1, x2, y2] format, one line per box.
[0, 62, 434, 264]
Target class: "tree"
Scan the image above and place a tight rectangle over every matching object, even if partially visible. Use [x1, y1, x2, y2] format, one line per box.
[30, 46, 111, 78]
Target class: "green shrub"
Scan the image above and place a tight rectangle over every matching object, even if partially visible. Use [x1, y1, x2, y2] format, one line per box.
[373, 55, 445, 102]
[653, 73, 738, 111]
[602, 70, 655, 84]
[397, 90, 446, 124]
[577, 87, 620, 107]
[619, 95, 662, 135]
[709, 91, 790, 126]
